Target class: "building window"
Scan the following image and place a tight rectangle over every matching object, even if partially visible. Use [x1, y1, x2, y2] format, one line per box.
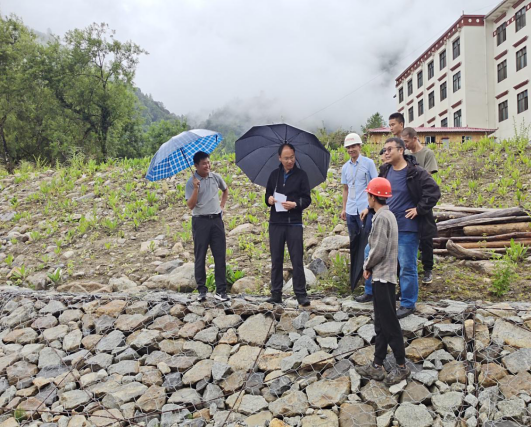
[462, 136, 472, 143]
[428, 91, 435, 109]
[453, 37, 460, 60]
[453, 71, 461, 92]
[496, 22, 507, 46]
[398, 87, 404, 103]
[441, 118, 448, 127]
[454, 109, 462, 127]
[498, 60, 507, 82]
[498, 100, 508, 122]
[418, 100, 424, 116]
[440, 50, 446, 70]
[417, 71, 423, 88]
[425, 136, 436, 144]
[517, 90, 528, 113]
[516, 7, 526, 32]
[440, 82, 447, 101]
[408, 106, 414, 122]
[516, 47, 527, 71]
[407, 79, 413, 96]
[428, 61, 434, 79]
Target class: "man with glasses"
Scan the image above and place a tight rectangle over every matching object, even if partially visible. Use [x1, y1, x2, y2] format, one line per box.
[341, 133, 378, 293]
[359, 138, 440, 318]
[402, 127, 438, 285]
[265, 143, 311, 307]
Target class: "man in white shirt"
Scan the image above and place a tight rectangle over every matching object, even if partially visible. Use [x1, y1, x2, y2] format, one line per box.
[340, 133, 378, 293]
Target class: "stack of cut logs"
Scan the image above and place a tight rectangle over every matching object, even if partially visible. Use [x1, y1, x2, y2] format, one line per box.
[433, 204, 531, 259]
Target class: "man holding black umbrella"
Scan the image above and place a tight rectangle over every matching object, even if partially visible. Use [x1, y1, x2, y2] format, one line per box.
[265, 143, 311, 306]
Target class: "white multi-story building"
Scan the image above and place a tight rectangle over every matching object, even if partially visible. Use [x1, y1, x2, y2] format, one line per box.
[395, 0, 531, 141]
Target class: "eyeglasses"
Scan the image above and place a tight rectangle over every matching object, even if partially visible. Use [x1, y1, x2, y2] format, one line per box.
[383, 146, 402, 153]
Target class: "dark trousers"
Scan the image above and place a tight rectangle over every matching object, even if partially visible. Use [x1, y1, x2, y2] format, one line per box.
[373, 281, 406, 366]
[420, 236, 434, 271]
[347, 214, 363, 290]
[269, 224, 307, 298]
[192, 216, 227, 294]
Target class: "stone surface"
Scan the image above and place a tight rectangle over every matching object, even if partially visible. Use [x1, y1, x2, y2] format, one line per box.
[492, 319, 531, 349]
[238, 313, 275, 346]
[339, 403, 376, 427]
[406, 337, 443, 362]
[394, 403, 434, 427]
[269, 391, 309, 417]
[306, 376, 350, 408]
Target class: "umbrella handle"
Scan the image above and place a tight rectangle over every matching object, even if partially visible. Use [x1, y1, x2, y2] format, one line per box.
[180, 147, 194, 175]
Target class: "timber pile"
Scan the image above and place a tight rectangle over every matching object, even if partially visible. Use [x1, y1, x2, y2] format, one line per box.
[433, 205, 531, 259]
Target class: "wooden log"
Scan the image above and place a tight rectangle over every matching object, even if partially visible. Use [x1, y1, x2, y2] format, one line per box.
[445, 240, 492, 260]
[434, 232, 531, 243]
[433, 211, 469, 221]
[458, 239, 531, 249]
[437, 208, 528, 231]
[463, 222, 531, 236]
[434, 204, 509, 214]
[434, 248, 507, 256]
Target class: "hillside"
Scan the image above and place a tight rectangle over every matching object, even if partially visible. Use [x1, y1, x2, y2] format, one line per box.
[0, 137, 530, 302]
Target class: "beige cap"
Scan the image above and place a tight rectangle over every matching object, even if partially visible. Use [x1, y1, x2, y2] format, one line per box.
[344, 132, 363, 147]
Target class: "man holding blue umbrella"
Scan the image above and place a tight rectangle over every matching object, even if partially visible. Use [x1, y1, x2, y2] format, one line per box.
[185, 151, 230, 302]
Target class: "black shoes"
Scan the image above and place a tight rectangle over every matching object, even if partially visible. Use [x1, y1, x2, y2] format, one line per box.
[355, 293, 373, 303]
[396, 306, 415, 319]
[422, 270, 433, 284]
[198, 293, 207, 303]
[266, 293, 282, 304]
[215, 293, 231, 302]
[297, 296, 311, 307]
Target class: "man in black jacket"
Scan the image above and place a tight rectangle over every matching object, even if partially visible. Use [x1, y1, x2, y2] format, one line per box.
[360, 137, 440, 318]
[265, 143, 311, 306]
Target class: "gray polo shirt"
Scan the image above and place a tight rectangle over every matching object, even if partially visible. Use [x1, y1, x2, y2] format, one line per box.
[185, 172, 227, 216]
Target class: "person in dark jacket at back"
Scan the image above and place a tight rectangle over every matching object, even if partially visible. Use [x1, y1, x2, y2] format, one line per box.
[359, 137, 440, 318]
[265, 143, 311, 307]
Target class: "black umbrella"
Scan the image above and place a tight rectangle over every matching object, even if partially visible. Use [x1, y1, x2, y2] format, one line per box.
[235, 123, 330, 189]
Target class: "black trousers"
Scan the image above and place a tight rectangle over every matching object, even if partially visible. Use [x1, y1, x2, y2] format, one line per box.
[269, 224, 307, 298]
[420, 236, 434, 271]
[192, 216, 227, 294]
[373, 281, 406, 366]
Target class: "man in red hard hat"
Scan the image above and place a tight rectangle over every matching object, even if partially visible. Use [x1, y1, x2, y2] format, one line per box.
[356, 177, 410, 385]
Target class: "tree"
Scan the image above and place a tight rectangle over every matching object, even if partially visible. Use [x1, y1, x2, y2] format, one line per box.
[361, 112, 386, 136]
[43, 23, 147, 160]
[144, 118, 189, 156]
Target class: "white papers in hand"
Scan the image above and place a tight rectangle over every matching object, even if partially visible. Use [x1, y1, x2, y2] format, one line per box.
[274, 192, 287, 212]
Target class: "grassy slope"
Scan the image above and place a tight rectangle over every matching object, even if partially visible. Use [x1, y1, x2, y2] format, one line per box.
[0, 137, 530, 302]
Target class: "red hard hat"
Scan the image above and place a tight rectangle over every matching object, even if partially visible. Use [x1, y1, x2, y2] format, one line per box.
[365, 177, 392, 198]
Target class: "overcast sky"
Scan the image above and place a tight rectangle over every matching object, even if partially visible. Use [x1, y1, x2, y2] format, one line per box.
[3, 0, 500, 132]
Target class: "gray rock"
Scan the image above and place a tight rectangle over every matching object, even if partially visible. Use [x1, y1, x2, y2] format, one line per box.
[39, 301, 67, 315]
[35, 383, 58, 406]
[245, 372, 265, 395]
[314, 321, 345, 337]
[59, 390, 93, 410]
[426, 349, 455, 364]
[94, 315, 115, 334]
[86, 353, 113, 371]
[292, 312, 310, 330]
[238, 314, 275, 346]
[305, 315, 327, 328]
[168, 388, 202, 406]
[349, 368, 361, 393]
[2, 306, 36, 328]
[202, 384, 224, 410]
[269, 390, 309, 417]
[433, 323, 463, 337]
[102, 382, 148, 408]
[501, 348, 531, 374]
[266, 334, 292, 351]
[308, 258, 328, 277]
[108, 360, 140, 376]
[37, 365, 69, 379]
[432, 392, 464, 416]
[211, 362, 231, 382]
[38, 347, 64, 369]
[281, 349, 309, 372]
[292, 336, 319, 354]
[333, 335, 364, 359]
[322, 359, 355, 380]
[160, 404, 190, 427]
[194, 326, 219, 344]
[316, 336, 338, 351]
[146, 302, 172, 319]
[395, 403, 434, 427]
[115, 348, 140, 362]
[213, 314, 243, 330]
[270, 376, 292, 396]
[357, 323, 376, 343]
[400, 315, 429, 337]
[238, 395, 269, 415]
[412, 370, 439, 387]
[163, 372, 183, 391]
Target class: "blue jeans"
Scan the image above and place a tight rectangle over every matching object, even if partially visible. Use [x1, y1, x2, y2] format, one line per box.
[364, 231, 419, 309]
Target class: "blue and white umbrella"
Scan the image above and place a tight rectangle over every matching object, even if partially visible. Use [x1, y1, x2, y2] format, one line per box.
[145, 129, 223, 181]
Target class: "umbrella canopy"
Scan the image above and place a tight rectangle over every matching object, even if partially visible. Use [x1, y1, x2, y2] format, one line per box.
[145, 129, 223, 181]
[235, 124, 330, 189]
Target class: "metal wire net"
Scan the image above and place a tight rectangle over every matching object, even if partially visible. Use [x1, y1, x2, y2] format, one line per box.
[1, 288, 530, 427]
